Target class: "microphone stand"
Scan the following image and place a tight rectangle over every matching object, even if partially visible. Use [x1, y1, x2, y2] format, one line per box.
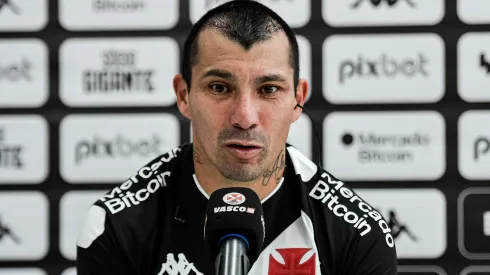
[215, 236, 250, 275]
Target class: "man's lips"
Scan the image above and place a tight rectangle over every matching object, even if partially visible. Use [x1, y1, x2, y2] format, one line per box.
[224, 142, 263, 159]
[224, 141, 262, 149]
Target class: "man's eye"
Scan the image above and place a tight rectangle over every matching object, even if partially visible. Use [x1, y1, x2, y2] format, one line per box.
[210, 84, 229, 93]
[261, 86, 278, 94]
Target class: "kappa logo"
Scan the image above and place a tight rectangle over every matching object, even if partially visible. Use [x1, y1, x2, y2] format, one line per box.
[269, 248, 316, 275]
[157, 253, 203, 275]
[223, 192, 245, 205]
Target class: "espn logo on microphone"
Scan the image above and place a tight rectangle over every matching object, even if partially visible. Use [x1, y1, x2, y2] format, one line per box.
[214, 206, 256, 214]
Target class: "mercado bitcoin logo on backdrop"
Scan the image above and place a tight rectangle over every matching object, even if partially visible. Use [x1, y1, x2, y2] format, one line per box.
[458, 110, 490, 180]
[323, 111, 445, 181]
[59, 38, 178, 107]
[457, 33, 490, 102]
[190, 0, 310, 28]
[0, 192, 48, 261]
[0, 39, 48, 108]
[355, 189, 446, 259]
[323, 34, 445, 104]
[60, 114, 180, 184]
[0, 115, 48, 184]
[0, 0, 47, 31]
[59, 0, 178, 30]
[323, 0, 444, 26]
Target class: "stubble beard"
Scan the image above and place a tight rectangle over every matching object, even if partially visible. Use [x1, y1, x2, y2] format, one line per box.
[215, 146, 269, 182]
[214, 128, 270, 183]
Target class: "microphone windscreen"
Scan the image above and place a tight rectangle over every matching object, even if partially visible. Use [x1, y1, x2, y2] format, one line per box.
[204, 187, 265, 262]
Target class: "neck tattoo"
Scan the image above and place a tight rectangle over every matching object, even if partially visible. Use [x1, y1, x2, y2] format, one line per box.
[261, 150, 286, 186]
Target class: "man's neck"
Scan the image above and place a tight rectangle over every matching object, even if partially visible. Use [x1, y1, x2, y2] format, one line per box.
[192, 146, 287, 200]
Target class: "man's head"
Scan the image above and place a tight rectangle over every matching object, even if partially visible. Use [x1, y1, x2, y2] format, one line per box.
[173, 0, 308, 183]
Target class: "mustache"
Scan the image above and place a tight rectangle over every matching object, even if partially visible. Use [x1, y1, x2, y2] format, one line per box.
[218, 128, 269, 145]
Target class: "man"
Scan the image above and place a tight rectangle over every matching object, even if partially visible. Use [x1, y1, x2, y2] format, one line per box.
[76, 1, 398, 274]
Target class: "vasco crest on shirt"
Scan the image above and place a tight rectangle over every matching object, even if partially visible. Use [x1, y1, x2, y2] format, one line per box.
[268, 248, 316, 275]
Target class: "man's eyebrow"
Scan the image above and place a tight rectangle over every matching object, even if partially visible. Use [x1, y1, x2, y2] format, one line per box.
[254, 74, 288, 85]
[200, 69, 237, 82]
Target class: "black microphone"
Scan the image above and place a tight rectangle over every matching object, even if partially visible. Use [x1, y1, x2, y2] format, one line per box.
[204, 187, 265, 275]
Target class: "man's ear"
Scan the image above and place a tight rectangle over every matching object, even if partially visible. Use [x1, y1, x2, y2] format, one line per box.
[173, 73, 191, 120]
[292, 78, 309, 123]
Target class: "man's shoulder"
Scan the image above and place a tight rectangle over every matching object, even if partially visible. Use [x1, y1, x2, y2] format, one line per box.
[94, 143, 191, 215]
[286, 145, 395, 250]
[77, 144, 192, 250]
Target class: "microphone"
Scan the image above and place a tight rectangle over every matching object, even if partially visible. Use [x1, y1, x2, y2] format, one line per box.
[204, 187, 265, 275]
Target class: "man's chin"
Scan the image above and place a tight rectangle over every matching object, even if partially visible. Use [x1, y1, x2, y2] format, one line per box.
[217, 164, 263, 183]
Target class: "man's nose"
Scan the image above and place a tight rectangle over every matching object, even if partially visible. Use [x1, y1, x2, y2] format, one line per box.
[229, 94, 259, 130]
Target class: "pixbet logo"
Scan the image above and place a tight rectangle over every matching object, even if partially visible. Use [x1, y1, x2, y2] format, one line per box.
[223, 192, 245, 205]
[339, 53, 429, 84]
[0, 59, 31, 82]
[474, 137, 490, 161]
[75, 134, 162, 164]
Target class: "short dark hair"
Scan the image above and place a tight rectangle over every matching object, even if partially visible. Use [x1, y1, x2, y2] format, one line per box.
[182, 0, 300, 92]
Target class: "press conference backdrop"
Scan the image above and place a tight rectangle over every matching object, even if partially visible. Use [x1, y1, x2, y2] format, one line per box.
[0, 0, 489, 274]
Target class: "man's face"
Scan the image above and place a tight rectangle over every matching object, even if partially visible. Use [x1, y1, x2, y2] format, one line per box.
[184, 28, 304, 182]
